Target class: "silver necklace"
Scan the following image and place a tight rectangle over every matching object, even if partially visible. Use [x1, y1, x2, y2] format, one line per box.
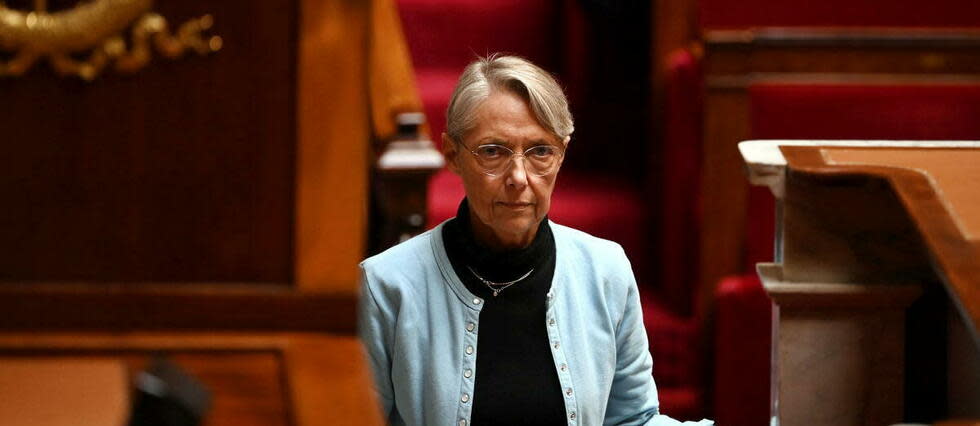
[466, 266, 534, 297]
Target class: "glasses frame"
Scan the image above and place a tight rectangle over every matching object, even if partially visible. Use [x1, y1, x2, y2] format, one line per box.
[461, 142, 566, 177]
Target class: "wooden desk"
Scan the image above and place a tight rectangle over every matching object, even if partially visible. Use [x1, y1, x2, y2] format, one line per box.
[741, 140, 980, 426]
[0, 333, 381, 426]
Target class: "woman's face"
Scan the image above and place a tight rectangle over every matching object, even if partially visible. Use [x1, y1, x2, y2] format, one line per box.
[443, 90, 567, 249]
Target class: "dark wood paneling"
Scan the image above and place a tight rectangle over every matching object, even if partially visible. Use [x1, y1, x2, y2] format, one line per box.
[0, 284, 356, 333]
[0, 1, 297, 283]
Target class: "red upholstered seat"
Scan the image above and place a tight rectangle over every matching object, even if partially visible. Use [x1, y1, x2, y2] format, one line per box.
[714, 275, 772, 425]
[714, 81, 980, 426]
[659, 48, 703, 317]
[750, 83, 980, 141]
[415, 68, 458, 146]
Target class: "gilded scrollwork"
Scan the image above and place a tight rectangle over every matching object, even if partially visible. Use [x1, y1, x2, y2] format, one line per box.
[0, 0, 221, 80]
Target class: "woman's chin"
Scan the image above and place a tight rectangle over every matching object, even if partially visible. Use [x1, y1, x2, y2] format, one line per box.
[492, 218, 539, 243]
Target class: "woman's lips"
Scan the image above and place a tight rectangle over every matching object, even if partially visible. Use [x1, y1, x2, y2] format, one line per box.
[498, 201, 532, 209]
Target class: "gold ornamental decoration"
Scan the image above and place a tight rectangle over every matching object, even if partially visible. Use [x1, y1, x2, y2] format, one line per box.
[0, 0, 222, 80]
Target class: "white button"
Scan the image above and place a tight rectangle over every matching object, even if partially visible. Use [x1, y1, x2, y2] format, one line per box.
[458, 420, 466, 426]
[464, 369, 472, 378]
[461, 393, 470, 403]
[465, 345, 474, 355]
[566, 388, 573, 396]
[553, 342, 560, 350]
[569, 412, 576, 420]
[466, 322, 475, 332]
[560, 363, 567, 372]
[549, 318, 556, 326]
[473, 298, 482, 305]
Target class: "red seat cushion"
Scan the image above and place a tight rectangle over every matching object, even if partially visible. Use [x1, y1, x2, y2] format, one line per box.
[397, 0, 558, 70]
[643, 293, 705, 420]
[415, 68, 459, 144]
[714, 275, 773, 426]
[659, 48, 704, 316]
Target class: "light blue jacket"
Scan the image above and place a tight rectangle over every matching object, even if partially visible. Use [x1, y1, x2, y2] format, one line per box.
[358, 221, 713, 426]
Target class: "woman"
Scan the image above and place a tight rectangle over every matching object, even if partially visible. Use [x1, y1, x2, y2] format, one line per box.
[359, 55, 712, 426]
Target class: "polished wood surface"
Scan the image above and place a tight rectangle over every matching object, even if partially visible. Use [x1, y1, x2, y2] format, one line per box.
[823, 148, 980, 239]
[0, 333, 383, 426]
[782, 145, 980, 338]
[0, 283, 356, 332]
[0, 359, 129, 426]
[295, 0, 424, 290]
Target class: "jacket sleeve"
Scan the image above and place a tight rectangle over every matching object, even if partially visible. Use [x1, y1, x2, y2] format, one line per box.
[357, 265, 396, 422]
[604, 250, 714, 426]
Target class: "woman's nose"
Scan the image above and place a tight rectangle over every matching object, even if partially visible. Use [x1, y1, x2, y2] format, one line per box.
[504, 155, 529, 187]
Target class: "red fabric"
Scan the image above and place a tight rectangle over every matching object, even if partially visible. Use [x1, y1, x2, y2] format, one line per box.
[751, 83, 980, 140]
[397, 0, 559, 70]
[658, 387, 705, 422]
[415, 68, 459, 144]
[659, 49, 704, 316]
[714, 275, 773, 426]
[642, 292, 704, 420]
[700, 0, 980, 29]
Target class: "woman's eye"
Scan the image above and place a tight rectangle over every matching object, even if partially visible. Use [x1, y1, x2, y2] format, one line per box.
[477, 146, 504, 157]
[528, 146, 555, 157]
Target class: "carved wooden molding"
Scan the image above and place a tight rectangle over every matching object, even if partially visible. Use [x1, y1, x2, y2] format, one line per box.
[0, 0, 221, 80]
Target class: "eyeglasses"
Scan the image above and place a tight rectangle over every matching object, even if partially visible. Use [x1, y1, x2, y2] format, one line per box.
[463, 143, 565, 177]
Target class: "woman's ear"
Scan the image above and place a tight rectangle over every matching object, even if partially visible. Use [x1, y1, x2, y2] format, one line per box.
[442, 133, 461, 174]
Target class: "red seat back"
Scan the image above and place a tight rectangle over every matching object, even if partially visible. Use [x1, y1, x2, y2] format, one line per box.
[701, 0, 980, 29]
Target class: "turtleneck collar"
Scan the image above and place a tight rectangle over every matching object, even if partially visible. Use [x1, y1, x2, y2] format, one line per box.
[443, 198, 555, 286]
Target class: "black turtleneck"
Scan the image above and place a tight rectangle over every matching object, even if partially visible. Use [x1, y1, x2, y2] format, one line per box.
[442, 199, 566, 426]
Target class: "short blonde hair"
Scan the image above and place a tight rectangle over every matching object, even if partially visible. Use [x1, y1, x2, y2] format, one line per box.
[446, 55, 574, 143]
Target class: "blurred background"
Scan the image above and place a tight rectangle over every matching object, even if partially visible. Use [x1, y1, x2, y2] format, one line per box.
[1, 0, 979, 424]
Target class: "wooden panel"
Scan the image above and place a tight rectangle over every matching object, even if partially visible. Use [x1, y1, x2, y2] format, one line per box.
[0, 1, 297, 283]
[0, 284, 357, 333]
[0, 358, 129, 426]
[295, 0, 370, 291]
[0, 332, 383, 426]
[699, 88, 750, 313]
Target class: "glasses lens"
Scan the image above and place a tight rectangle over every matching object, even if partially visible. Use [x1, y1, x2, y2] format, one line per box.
[524, 145, 559, 175]
[473, 145, 509, 173]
